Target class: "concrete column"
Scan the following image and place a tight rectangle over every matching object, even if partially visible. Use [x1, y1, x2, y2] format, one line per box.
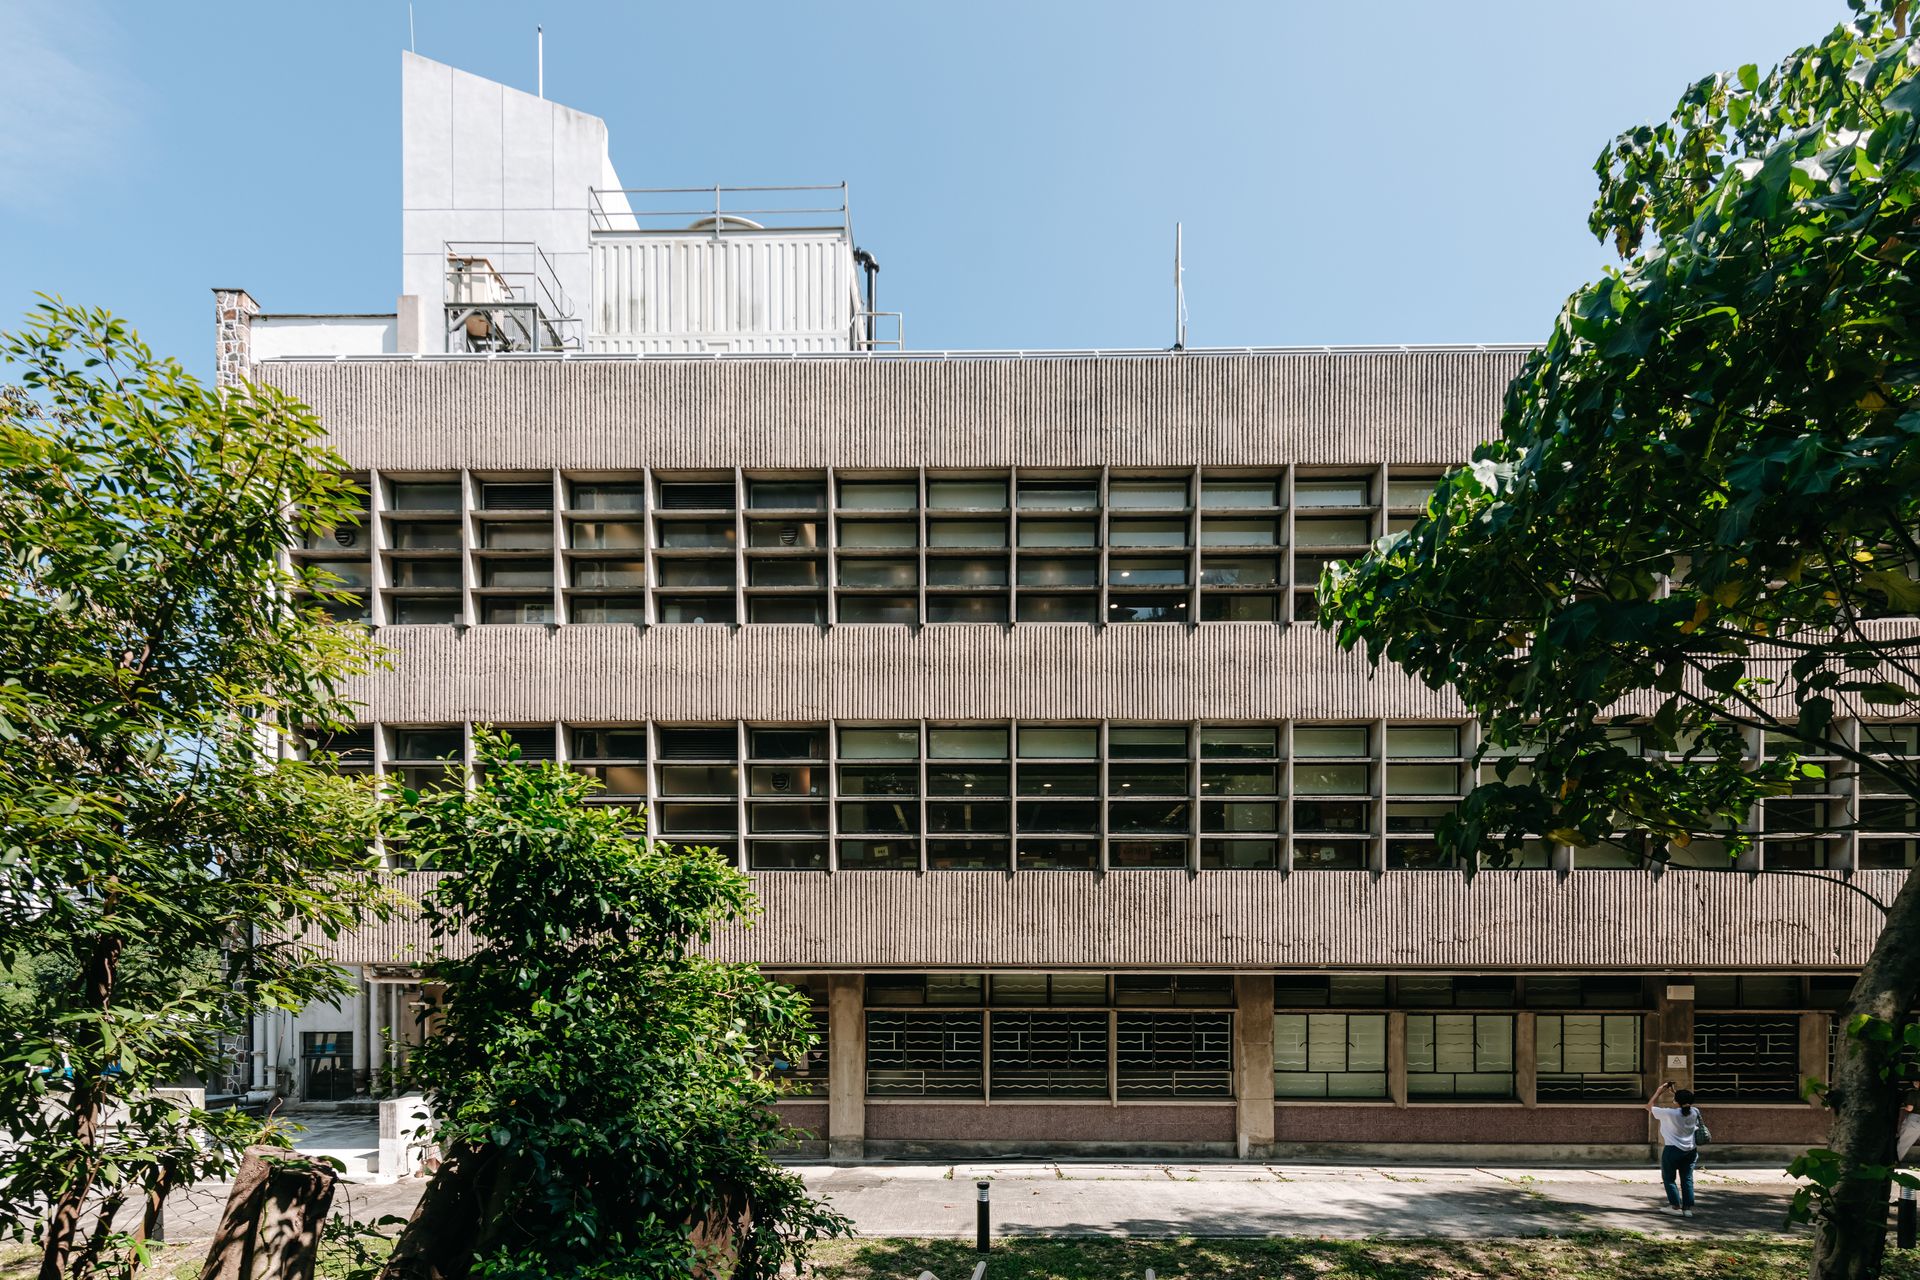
[1801, 1012, 1831, 1103]
[1516, 1011, 1538, 1107]
[396, 294, 424, 353]
[351, 971, 371, 1093]
[1233, 974, 1275, 1159]
[211, 288, 258, 389]
[1649, 980, 1695, 1146]
[365, 976, 383, 1093]
[827, 974, 865, 1163]
[1388, 1012, 1409, 1108]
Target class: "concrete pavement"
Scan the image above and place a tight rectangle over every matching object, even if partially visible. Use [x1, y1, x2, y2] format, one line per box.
[793, 1161, 1802, 1240]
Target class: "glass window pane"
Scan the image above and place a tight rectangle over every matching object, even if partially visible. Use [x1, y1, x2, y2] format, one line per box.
[929, 727, 1010, 759]
[1385, 763, 1462, 796]
[1017, 479, 1098, 510]
[928, 521, 1008, 548]
[1201, 478, 1280, 509]
[1294, 726, 1369, 758]
[839, 521, 918, 548]
[1110, 478, 1188, 508]
[838, 559, 918, 588]
[1295, 763, 1369, 796]
[1295, 478, 1371, 508]
[1018, 520, 1097, 548]
[1386, 726, 1461, 758]
[840, 727, 920, 759]
[1201, 726, 1278, 759]
[1109, 519, 1188, 548]
[1200, 519, 1281, 548]
[1018, 726, 1098, 758]
[1110, 726, 1187, 758]
[839, 481, 917, 510]
[927, 479, 1008, 510]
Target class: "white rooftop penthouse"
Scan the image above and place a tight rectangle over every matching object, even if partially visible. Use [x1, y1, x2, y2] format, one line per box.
[244, 52, 890, 363]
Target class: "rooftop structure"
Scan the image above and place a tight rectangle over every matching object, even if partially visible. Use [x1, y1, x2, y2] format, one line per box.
[211, 54, 1910, 1164]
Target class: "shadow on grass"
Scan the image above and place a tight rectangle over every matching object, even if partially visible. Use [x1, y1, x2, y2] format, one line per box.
[803, 1233, 1855, 1280]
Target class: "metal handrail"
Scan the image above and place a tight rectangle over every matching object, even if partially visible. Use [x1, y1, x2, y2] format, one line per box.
[589, 182, 851, 235]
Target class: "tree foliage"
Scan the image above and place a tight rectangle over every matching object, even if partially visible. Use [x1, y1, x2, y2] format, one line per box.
[1319, 5, 1920, 1277]
[379, 731, 847, 1280]
[0, 301, 390, 1279]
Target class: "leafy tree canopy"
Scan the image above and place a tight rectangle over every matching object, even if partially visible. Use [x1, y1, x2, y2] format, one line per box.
[1319, 5, 1920, 1277]
[1322, 1, 1920, 866]
[0, 301, 390, 1278]
[379, 731, 847, 1280]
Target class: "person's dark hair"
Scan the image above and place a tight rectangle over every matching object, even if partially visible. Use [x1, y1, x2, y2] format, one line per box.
[1675, 1088, 1696, 1115]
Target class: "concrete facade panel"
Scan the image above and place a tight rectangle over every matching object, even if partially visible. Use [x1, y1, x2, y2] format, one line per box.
[254, 349, 1529, 473]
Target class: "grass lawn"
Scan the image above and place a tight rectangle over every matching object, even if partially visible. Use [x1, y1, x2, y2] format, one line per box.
[802, 1234, 1920, 1279]
[12, 1233, 1920, 1278]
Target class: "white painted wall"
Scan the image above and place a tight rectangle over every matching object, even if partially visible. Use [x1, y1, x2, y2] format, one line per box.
[254, 315, 397, 359]
[402, 51, 619, 352]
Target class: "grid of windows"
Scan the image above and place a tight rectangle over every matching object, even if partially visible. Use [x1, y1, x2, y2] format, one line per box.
[1406, 1013, 1515, 1099]
[863, 974, 1232, 1100]
[1273, 1013, 1388, 1098]
[303, 718, 1920, 872]
[1860, 724, 1920, 869]
[1694, 1014, 1801, 1102]
[322, 466, 1486, 628]
[1535, 1014, 1642, 1100]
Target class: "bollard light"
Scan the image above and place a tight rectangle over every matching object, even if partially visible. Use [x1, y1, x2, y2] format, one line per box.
[1900, 1184, 1916, 1250]
[976, 1179, 991, 1254]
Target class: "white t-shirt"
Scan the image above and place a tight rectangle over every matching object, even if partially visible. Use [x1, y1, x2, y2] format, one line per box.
[1652, 1105, 1704, 1150]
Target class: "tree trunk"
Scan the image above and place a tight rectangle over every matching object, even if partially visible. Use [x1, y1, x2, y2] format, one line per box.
[200, 1146, 279, 1280]
[1811, 867, 1920, 1280]
[37, 933, 122, 1280]
[254, 1155, 339, 1280]
[378, 1140, 498, 1280]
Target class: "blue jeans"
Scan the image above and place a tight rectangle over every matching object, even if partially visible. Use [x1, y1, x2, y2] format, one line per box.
[1661, 1144, 1697, 1208]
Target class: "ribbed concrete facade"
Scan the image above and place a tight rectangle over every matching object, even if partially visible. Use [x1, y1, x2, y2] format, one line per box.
[254, 348, 1891, 1158]
[255, 349, 1531, 472]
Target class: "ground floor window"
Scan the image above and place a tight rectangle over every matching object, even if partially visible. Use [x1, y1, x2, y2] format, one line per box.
[1694, 1014, 1800, 1102]
[1535, 1014, 1641, 1100]
[1117, 1012, 1233, 1099]
[1273, 1013, 1388, 1099]
[1406, 1013, 1514, 1099]
[866, 1011, 985, 1098]
[989, 1012, 1109, 1098]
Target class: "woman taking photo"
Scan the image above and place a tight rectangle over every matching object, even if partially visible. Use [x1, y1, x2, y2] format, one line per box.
[1647, 1080, 1706, 1216]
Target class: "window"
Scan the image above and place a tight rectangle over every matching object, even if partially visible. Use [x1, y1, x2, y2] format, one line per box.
[1406, 1014, 1514, 1099]
[1694, 1015, 1800, 1102]
[1291, 476, 1374, 620]
[1292, 725, 1372, 864]
[1395, 976, 1516, 1008]
[1201, 726, 1279, 865]
[387, 726, 462, 793]
[1536, 1015, 1642, 1100]
[1114, 974, 1233, 1006]
[839, 726, 920, 868]
[569, 726, 647, 802]
[653, 726, 738, 861]
[747, 726, 827, 869]
[1108, 726, 1190, 867]
[381, 476, 463, 625]
[1274, 1013, 1388, 1099]
[989, 973, 1109, 1005]
[1861, 724, 1920, 869]
[295, 482, 372, 623]
[1017, 726, 1100, 870]
[1692, 974, 1803, 1008]
[927, 726, 1010, 868]
[865, 1012, 984, 1098]
[989, 1013, 1109, 1098]
[1524, 976, 1644, 1008]
[1274, 974, 1388, 1007]
[771, 1004, 829, 1096]
[470, 478, 555, 624]
[1116, 1012, 1232, 1098]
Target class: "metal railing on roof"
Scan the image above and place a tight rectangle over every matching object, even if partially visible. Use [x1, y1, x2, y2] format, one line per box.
[263, 342, 1540, 364]
[589, 182, 852, 236]
[443, 242, 581, 353]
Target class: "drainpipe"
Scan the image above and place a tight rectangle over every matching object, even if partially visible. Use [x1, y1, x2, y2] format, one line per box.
[853, 248, 880, 348]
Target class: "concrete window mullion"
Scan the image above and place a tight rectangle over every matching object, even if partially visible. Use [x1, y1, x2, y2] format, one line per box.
[827, 715, 841, 873]
[1098, 719, 1111, 874]
[1370, 718, 1387, 874]
[551, 468, 566, 624]
[736, 718, 749, 872]
[918, 718, 929, 874]
[365, 467, 389, 628]
[733, 468, 747, 628]
[642, 467, 659, 628]
[1280, 719, 1296, 872]
[459, 470, 478, 627]
[1281, 465, 1296, 626]
[1097, 467, 1111, 629]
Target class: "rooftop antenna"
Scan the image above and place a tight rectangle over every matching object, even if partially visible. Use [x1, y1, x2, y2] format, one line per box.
[408, 3, 416, 51]
[1173, 222, 1188, 351]
[537, 25, 544, 99]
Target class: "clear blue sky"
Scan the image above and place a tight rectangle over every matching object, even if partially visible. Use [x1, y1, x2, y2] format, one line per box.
[1, 0, 1851, 376]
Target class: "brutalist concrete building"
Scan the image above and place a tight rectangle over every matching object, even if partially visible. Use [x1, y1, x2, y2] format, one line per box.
[221, 52, 1909, 1161]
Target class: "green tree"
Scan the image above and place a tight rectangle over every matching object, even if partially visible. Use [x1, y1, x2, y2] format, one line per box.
[378, 731, 847, 1280]
[0, 302, 390, 1279]
[1319, 5, 1920, 1277]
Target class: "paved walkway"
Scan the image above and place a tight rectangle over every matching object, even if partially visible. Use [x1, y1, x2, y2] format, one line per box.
[153, 1127, 1801, 1245]
[795, 1161, 1802, 1240]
